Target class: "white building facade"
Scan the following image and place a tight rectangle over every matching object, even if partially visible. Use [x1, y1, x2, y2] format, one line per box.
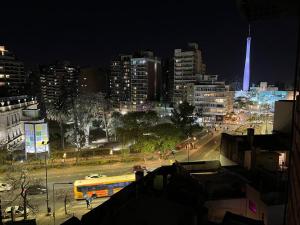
[0, 96, 38, 151]
[186, 75, 233, 124]
[173, 43, 205, 104]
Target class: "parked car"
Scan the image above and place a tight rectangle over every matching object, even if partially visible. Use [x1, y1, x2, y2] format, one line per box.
[85, 174, 106, 179]
[3, 206, 30, 218]
[26, 184, 47, 195]
[0, 183, 12, 192]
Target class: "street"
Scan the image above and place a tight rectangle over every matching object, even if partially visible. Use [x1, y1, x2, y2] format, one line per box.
[0, 129, 222, 225]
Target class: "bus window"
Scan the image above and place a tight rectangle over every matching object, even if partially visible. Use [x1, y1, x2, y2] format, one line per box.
[77, 185, 107, 193]
[77, 186, 87, 192]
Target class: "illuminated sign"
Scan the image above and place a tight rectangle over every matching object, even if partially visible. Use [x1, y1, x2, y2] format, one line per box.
[249, 200, 257, 213]
[25, 122, 49, 154]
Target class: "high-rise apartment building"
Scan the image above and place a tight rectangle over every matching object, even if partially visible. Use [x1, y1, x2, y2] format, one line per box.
[131, 51, 161, 111]
[0, 46, 26, 97]
[110, 55, 132, 109]
[186, 75, 233, 124]
[40, 61, 79, 106]
[161, 58, 173, 104]
[173, 43, 205, 104]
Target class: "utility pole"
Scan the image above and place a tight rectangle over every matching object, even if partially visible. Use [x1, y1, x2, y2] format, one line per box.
[52, 182, 73, 225]
[0, 199, 3, 225]
[45, 154, 50, 214]
[23, 190, 27, 220]
[42, 141, 50, 215]
[64, 195, 67, 215]
[10, 206, 15, 222]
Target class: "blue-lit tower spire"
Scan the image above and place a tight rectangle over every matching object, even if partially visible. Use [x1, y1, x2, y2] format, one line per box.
[243, 25, 251, 91]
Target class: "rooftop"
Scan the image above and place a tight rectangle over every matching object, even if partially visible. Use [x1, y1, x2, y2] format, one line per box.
[221, 132, 290, 151]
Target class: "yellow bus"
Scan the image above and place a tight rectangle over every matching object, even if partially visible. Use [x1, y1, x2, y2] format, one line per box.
[73, 174, 135, 200]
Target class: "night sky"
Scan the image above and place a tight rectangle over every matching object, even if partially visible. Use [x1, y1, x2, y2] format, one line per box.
[1, 1, 298, 85]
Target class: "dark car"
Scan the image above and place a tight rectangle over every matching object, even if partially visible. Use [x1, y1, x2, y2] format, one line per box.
[26, 184, 47, 195]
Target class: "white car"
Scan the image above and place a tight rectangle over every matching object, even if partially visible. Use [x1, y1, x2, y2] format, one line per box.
[3, 206, 30, 218]
[85, 174, 106, 179]
[0, 183, 12, 192]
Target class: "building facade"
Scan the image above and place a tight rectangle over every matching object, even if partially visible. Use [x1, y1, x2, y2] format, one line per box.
[287, 41, 300, 225]
[173, 43, 205, 104]
[131, 51, 161, 111]
[40, 61, 80, 106]
[80, 67, 108, 95]
[0, 96, 38, 151]
[186, 75, 233, 124]
[110, 55, 132, 109]
[161, 58, 173, 104]
[0, 46, 26, 97]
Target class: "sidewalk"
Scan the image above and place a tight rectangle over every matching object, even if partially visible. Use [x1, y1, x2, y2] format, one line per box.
[35, 197, 109, 225]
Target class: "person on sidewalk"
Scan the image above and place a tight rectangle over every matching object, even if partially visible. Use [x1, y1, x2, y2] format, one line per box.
[86, 198, 90, 209]
[83, 193, 90, 209]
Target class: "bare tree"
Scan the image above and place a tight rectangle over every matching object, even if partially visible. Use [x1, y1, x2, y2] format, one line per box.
[4, 170, 39, 220]
[70, 92, 108, 147]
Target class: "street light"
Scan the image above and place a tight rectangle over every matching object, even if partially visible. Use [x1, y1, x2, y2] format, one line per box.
[42, 141, 50, 215]
[52, 182, 73, 225]
[0, 199, 3, 225]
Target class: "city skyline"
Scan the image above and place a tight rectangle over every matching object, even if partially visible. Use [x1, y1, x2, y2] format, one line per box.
[0, 1, 299, 225]
[0, 1, 298, 84]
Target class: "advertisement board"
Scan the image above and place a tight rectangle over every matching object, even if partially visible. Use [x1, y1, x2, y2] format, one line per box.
[25, 122, 49, 154]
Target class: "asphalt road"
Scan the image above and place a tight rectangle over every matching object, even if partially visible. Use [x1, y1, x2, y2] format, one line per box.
[0, 130, 222, 224]
[189, 134, 221, 161]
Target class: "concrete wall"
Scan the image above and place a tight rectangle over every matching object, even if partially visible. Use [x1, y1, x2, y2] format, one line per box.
[204, 198, 247, 223]
[245, 185, 284, 225]
[273, 100, 293, 134]
[246, 185, 266, 221]
[267, 205, 285, 225]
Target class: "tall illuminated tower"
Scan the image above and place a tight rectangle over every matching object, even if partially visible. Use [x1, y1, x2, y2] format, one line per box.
[242, 25, 251, 91]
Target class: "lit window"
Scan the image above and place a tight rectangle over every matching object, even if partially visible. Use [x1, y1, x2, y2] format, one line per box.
[0, 74, 4, 78]
[6, 75, 10, 78]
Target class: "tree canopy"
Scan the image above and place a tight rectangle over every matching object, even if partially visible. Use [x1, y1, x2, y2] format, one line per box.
[170, 101, 200, 137]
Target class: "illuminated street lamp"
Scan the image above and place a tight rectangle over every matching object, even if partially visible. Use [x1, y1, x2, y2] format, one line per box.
[42, 141, 50, 215]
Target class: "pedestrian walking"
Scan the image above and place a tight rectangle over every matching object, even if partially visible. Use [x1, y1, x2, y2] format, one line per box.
[86, 198, 90, 208]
